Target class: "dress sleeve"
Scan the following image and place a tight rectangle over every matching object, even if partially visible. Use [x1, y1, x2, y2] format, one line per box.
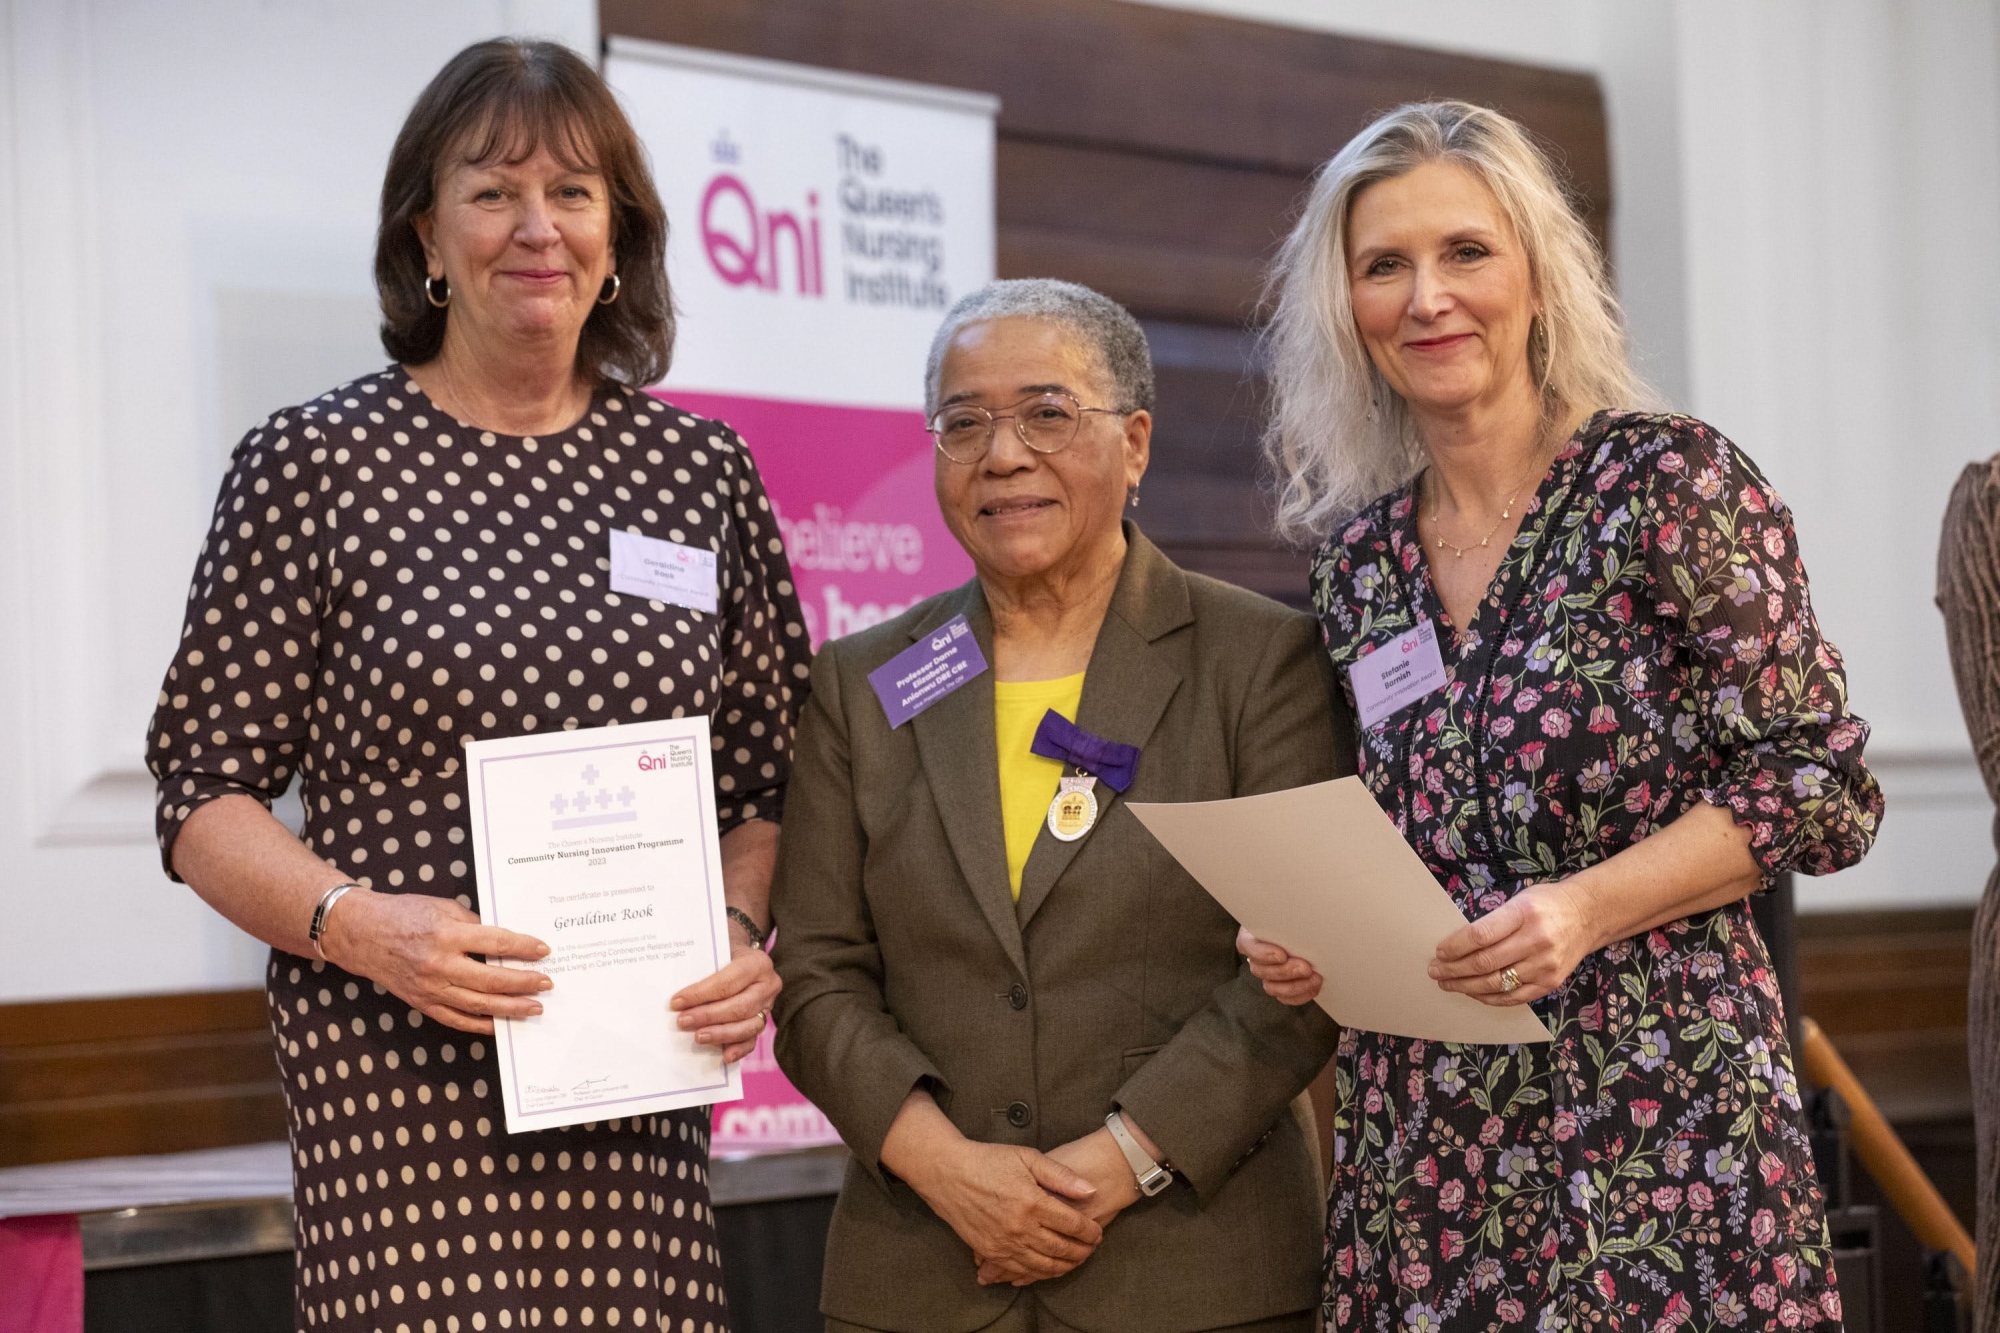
[146, 409, 328, 880]
[1937, 458, 2000, 806]
[709, 426, 812, 832]
[1641, 419, 1882, 877]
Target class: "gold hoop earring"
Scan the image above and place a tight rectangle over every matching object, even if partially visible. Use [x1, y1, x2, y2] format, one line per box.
[598, 274, 621, 306]
[424, 275, 449, 308]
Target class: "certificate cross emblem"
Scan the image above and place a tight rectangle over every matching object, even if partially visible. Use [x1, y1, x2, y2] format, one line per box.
[548, 763, 642, 831]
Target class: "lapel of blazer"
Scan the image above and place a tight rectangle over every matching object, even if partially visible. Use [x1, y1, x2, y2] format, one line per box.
[1015, 525, 1192, 928]
[904, 581, 1027, 975]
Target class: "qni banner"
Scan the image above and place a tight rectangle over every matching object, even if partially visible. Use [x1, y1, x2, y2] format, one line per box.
[606, 37, 992, 645]
[604, 40, 997, 1155]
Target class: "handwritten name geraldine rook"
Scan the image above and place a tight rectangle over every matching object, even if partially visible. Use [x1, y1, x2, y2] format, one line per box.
[551, 904, 656, 930]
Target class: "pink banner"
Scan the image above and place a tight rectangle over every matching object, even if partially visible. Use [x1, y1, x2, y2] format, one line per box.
[657, 388, 970, 1155]
[656, 390, 971, 650]
[0, 1215, 83, 1333]
[711, 1024, 842, 1152]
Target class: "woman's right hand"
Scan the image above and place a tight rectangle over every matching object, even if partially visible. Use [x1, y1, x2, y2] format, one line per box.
[919, 1139, 1104, 1285]
[1237, 926, 1324, 1007]
[321, 888, 552, 1034]
[880, 1088, 1102, 1283]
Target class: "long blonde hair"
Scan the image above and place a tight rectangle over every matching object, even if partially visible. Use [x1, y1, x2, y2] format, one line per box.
[1260, 100, 1657, 543]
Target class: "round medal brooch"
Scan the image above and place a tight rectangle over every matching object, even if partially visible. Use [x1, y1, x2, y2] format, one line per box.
[1047, 775, 1099, 842]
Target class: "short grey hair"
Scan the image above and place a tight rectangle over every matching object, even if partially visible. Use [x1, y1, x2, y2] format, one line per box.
[923, 278, 1155, 416]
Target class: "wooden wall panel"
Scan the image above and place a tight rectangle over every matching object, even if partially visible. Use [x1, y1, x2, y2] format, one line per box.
[0, 990, 283, 1167]
[1799, 907, 1973, 1124]
[995, 139, 1305, 322]
[598, 0, 1608, 196]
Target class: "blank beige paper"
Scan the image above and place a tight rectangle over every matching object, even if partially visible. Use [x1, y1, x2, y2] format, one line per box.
[1128, 777, 1552, 1044]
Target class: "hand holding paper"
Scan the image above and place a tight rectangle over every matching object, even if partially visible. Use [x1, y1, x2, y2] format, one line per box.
[1128, 777, 1551, 1045]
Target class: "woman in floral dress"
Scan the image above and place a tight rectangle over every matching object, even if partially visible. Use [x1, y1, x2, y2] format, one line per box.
[1242, 102, 1882, 1330]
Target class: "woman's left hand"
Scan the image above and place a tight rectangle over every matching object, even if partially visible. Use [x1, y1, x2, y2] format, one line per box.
[1429, 879, 1597, 1006]
[671, 941, 780, 1063]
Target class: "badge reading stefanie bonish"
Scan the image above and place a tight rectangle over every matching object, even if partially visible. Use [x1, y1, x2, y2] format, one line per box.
[1047, 773, 1100, 842]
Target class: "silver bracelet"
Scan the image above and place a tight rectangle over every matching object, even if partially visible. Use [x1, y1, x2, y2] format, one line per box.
[308, 882, 361, 960]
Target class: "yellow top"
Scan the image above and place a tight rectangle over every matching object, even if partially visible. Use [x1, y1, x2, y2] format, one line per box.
[994, 671, 1087, 900]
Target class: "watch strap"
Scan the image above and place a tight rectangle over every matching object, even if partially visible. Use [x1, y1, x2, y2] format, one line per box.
[1105, 1111, 1174, 1197]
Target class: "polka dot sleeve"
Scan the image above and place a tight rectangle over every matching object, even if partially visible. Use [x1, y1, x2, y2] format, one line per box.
[706, 425, 810, 832]
[147, 408, 326, 879]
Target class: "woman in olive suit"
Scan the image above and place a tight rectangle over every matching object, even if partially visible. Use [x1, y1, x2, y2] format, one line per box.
[771, 279, 1354, 1333]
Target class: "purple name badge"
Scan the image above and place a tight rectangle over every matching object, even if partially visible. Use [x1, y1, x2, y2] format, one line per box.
[868, 614, 988, 729]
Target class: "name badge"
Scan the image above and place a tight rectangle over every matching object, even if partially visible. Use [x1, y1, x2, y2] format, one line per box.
[608, 530, 718, 615]
[868, 614, 989, 729]
[1347, 617, 1447, 729]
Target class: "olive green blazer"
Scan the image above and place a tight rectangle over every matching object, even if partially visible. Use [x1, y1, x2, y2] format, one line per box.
[771, 527, 1353, 1333]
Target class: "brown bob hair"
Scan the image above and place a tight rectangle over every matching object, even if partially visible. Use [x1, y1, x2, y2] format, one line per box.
[375, 39, 673, 386]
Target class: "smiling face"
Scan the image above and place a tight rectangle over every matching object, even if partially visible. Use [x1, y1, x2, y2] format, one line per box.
[932, 317, 1149, 588]
[1345, 159, 1539, 422]
[412, 132, 614, 363]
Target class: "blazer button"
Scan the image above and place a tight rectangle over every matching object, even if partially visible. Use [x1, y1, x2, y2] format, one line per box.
[1006, 1100, 1032, 1128]
[1008, 983, 1028, 1011]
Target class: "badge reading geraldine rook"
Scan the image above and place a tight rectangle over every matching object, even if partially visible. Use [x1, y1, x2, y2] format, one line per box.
[867, 614, 990, 728]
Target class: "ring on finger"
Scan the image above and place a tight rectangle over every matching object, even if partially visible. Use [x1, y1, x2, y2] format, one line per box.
[1498, 966, 1521, 993]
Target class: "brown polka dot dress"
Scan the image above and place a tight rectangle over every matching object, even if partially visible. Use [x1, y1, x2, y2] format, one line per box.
[146, 368, 810, 1333]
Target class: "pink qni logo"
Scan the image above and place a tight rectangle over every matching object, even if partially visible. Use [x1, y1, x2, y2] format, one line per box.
[700, 173, 824, 297]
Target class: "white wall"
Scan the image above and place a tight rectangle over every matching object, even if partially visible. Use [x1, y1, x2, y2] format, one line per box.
[1156, 0, 2000, 913]
[2, 0, 1988, 1003]
[0, 0, 598, 1002]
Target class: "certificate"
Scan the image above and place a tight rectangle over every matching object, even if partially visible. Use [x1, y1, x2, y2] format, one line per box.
[464, 718, 742, 1133]
[1129, 778, 1552, 1045]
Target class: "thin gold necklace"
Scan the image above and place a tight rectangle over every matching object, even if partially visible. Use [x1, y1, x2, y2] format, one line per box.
[1423, 449, 1549, 560]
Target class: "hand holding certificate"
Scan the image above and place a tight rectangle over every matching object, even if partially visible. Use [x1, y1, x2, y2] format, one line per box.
[464, 717, 745, 1132]
[1128, 777, 1551, 1045]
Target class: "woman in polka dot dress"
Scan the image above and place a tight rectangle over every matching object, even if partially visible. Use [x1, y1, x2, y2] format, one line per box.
[146, 41, 807, 1333]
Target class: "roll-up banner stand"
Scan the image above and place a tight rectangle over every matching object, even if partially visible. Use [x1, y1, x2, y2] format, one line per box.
[604, 39, 998, 1154]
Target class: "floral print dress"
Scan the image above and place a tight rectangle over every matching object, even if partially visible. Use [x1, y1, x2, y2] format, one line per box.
[1310, 412, 1882, 1332]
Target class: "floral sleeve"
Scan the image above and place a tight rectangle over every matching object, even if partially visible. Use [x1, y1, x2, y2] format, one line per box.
[1641, 419, 1883, 876]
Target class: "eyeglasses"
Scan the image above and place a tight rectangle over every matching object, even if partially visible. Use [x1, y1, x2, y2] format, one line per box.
[926, 392, 1129, 464]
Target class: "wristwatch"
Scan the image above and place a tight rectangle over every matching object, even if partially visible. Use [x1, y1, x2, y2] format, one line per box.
[1105, 1110, 1175, 1197]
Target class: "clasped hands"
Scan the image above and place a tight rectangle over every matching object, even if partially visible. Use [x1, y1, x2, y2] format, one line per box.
[884, 1091, 1151, 1288]
[1238, 876, 1598, 1009]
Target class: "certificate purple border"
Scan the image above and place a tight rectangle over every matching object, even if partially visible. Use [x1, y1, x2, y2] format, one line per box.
[474, 732, 733, 1120]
